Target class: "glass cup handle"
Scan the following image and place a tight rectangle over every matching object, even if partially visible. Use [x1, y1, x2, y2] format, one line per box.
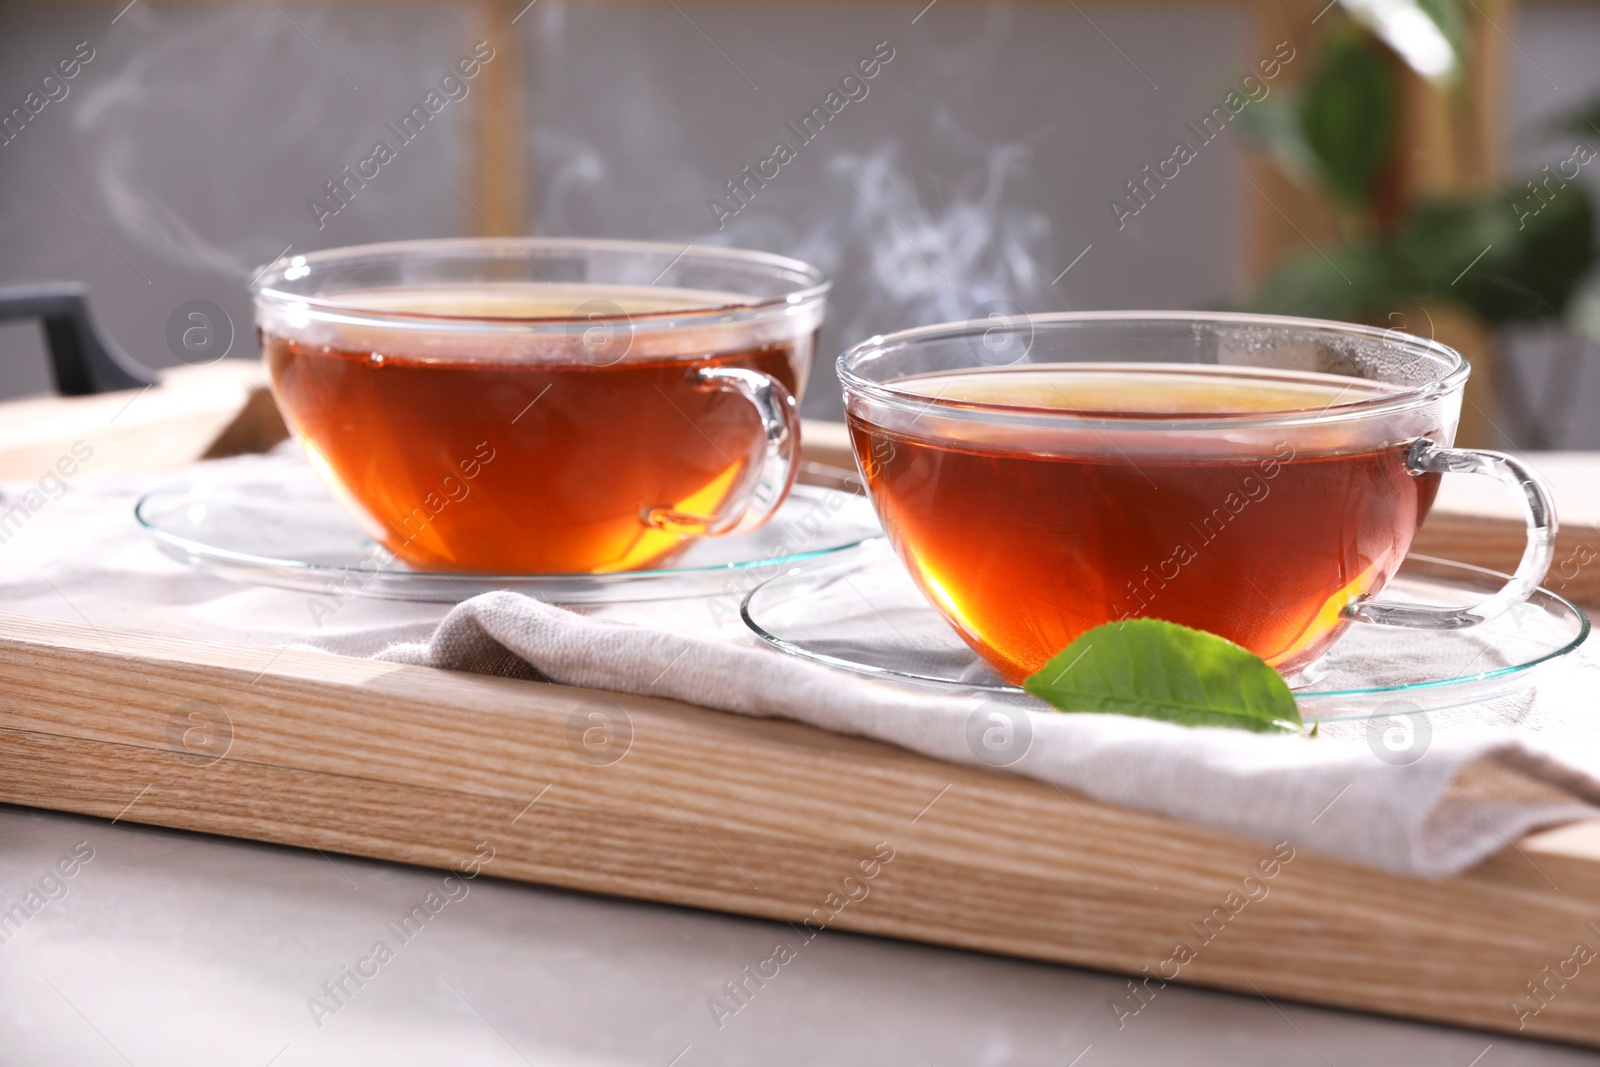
[644, 364, 801, 537]
[1344, 438, 1558, 629]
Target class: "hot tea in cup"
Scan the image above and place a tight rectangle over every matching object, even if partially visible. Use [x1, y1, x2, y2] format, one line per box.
[252, 239, 827, 574]
[840, 314, 1555, 685]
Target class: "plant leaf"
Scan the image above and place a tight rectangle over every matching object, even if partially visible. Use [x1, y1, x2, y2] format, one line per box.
[1340, 0, 1463, 84]
[1023, 619, 1302, 734]
[1469, 185, 1599, 324]
[1391, 189, 1599, 324]
[1538, 92, 1600, 143]
[1300, 34, 1398, 208]
[1245, 184, 1599, 327]
[1388, 195, 1515, 292]
[1412, 0, 1466, 78]
[1237, 91, 1322, 186]
[1248, 241, 1403, 322]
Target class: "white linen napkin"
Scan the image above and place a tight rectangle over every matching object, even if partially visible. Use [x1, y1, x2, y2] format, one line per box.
[375, 588, 1600, 878]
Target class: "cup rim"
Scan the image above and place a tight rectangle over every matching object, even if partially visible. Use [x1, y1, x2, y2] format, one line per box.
[837, 310, 1470, 429]
[249, 236, 830, 330]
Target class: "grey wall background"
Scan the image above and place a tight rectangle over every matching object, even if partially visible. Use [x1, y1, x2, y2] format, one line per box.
[519, 0, 1253, 424]
[1499, 2, 1600, 448]
[0, 0, 1596, 435]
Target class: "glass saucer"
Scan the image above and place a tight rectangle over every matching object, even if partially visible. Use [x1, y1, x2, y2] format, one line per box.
[740, 541, 1590, 720]
[135, 458, 882, 603]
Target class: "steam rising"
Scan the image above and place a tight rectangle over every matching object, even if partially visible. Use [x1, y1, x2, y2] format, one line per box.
[62, 0, 1055, 381]
[530, 128, 607, 236]
[718, 139, 1055, 368]
[805, 142, 1051, 326]
[72, 6, 307, 278]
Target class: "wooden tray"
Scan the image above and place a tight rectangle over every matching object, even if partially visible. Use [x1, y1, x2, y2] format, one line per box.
[2, 366, 1599, 1046]
[2, 614, 1598, 1045]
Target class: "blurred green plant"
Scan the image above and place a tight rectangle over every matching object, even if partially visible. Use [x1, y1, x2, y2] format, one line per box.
[1241, 0, 1599, 344]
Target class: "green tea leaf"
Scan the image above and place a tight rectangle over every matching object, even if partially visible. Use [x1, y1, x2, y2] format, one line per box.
[1023, 619, 1302, 734]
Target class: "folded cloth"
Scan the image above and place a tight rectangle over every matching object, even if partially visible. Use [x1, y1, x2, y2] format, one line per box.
[377, 590, 1600, 878]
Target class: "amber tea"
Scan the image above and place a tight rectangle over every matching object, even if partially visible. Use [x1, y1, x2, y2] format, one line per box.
[848, 366, 1444, 684]
[262, 282, 813, 573]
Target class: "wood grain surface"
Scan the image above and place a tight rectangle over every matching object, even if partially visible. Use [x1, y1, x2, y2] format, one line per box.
[0, 361, 286, 480]
[0, 613, 1596, 1045]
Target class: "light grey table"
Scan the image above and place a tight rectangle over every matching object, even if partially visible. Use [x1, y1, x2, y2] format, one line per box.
[0, 805, 1587, 1066]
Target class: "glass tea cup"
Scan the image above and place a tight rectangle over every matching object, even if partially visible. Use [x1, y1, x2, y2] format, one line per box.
[839, 311, 1556, 685]
[251, 238, 828, 574]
